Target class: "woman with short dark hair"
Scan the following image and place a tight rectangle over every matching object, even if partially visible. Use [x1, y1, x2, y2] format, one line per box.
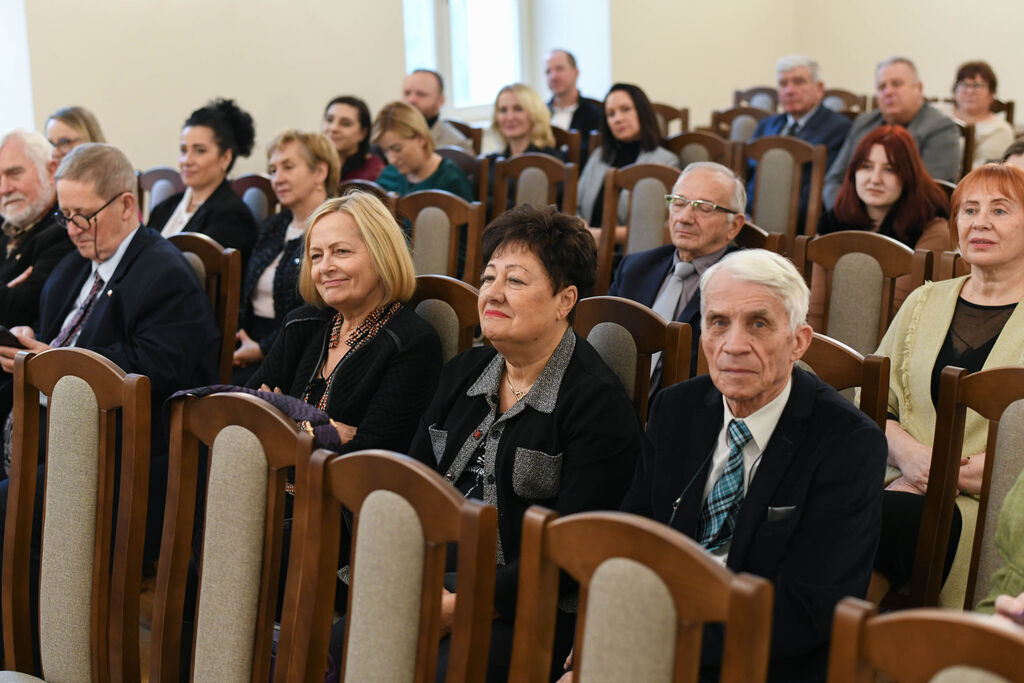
[322, 95, 385, 184]
[950, 60, 1014, 169]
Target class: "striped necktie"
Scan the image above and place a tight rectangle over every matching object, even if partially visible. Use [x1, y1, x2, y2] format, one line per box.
[52, 271, 105, 348]
[698, 419, 753, 551]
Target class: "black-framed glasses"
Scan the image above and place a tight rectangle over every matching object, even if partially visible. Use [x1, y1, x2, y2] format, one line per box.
[665, 194, 737, 216]
[54, 192, 127, 232]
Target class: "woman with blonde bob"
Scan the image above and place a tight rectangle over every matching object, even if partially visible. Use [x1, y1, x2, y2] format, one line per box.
[249, 191, 442, 451]
[45, 105, 106, 165]
[491, 83, 559, 158]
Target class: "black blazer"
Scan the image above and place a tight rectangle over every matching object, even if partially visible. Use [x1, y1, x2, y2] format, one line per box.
[547, 95, 603, 163]
[148, 178, 257, 268]
[238, 210, 305, 354]
[409, 333, 641, 616]
[622, 367, 886, 681]
[0, 206, 74, 327]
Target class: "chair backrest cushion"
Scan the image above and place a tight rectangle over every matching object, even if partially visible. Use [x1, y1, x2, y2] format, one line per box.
[730, 115, 759, 142]
[752, 148, 796, 234]
[826, 253, 884, 355]
[150, 178, 176, 211]
[192, 425, 269, 683]
[625, 178, 670, 255]
[587, 322, 637, 399]
[411, 208, 452, 276]
[242, 187, 270, 223]
[181, 251, 207, 285]
[344, 489, 426, 683]
[930, 666, 1011, 682]
[678, 143, 711, 169]
[749, 93, 775, 111]
[577, 557, 677, 683]
[38, 375, 100, 682]
[415, 299, 460, 363]
[514, 166, 550, 208]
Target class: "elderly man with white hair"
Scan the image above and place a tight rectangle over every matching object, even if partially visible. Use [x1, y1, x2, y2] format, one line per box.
[0, 130, 73, 326]
[620, 249, 887, 682]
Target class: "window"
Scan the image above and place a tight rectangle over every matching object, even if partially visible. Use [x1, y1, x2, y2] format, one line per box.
[0, 0, 34, 132]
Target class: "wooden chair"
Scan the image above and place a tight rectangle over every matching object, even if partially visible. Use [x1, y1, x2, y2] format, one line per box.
[395, 189, 487, 285]
[733, 86, 778, 112]
[149, 392, 314, 682]
[826, 597, 1024, 682]
[954, 122, 977, 180]
[444, 119, 483, 155]
[937, 97, 1015, 125]
[909, 366, 1024, 608]
[595, 162, 681, 294]
[936, 178, 957, 202]
[573, 296, 692, 424]
[436, 145, 490, 206]
[822, 89, 868, 117]
[664, 131, 740, 174]
[794, 231, 931, 354]
[274, 449, 498, 683]
[2, 348, 150, 682]
[932, 249, 971, 281]
[741, 135, 827, 241]
[231, 173, 277, 223]
[508, 508, 773, 683]
[167, 232, 242, 384]
[138, 166, 184, 222]
[737, 219, 787, 257]
[410, 274, 479, 363]
[710, 106, 772, 143]
[492, 152, 578, 219]
[552, 125, 582, 167]
[337, 178, 398, 216]
[652, 103, 689, 138]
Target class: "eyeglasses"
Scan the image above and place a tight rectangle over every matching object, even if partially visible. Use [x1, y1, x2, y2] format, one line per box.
[956, 80, 990, 92]
[48, 137, 82, 153]
[665, 194, 738, 216]
[54, 192, 127, 232]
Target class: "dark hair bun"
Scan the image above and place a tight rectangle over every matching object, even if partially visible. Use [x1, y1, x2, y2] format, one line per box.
[184, 97, 255, 171]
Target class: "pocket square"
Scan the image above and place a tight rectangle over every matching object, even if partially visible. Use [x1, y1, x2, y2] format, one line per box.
[766, 505, 798, 522]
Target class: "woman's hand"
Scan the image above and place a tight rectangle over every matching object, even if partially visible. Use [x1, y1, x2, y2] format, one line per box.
[6, 265, 32, 288]
[995, 591, 1024, 626]
[554, 649, 574, 682]
[439, 588, 457, 638]
[233, 329, 264, 367]
[957, 453, 985, 495]
[885, 420, 933, 492]
[885, 475, 925, 495]
[330, 419, 358, 444]
[0, 327, 50, 374]
[258, 384, 283, 394]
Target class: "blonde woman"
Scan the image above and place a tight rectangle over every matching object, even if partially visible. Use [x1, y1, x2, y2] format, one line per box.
[45, 105, 105, 165]
[491, 83, 559, 158]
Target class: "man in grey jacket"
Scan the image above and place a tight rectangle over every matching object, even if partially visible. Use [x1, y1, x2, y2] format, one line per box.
[823, 56, 959, 208]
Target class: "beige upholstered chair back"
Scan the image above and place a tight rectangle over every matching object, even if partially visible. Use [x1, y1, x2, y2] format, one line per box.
[930, 665, 1011, 682]
[729, 114, 759, 142]
[625, 178, 670, 254]
[241, 187, 270, 223]
[411, 207, 452, 275]
[514, 166, 550, 208]
[748, 92, 776, 111]
[822, 95, 845, 111]
[191, 425, 269, 683]
[974, 399, 1024, 606]
[826, 253, 884, 355]
[150, 178, 177, 211]
[37, 376, 101, 682]
[752, 149, 796, 235]
[415, 298, 460, 363]
[181, 251, 207, 284]
[344, 490, 426, 683]
[678, 142, 711, 168]
[586, 322, 638, 399]
[577, 557, 677, 683]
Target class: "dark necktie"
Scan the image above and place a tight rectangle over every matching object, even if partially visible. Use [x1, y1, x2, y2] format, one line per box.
[52, 272, 105, 348]
[783, 119, 800, 136]
[698, 419, 753, 551]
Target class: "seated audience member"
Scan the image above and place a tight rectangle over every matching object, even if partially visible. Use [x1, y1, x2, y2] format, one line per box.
[396, 206, 640, 682]
[373, 101, 474, 201]
[1001, 138, 1024, 171]
[44, 105, 105, 166]
[620, 249, 886, 682]
[545, 49, 602, 162]
[402, 69, 473, 151]
[0, 131, 73, 328]
[824, 56, 959, 208]
[249, 191, 442, 454]
[977, 467, 1024, 615]
[746, 55, 851, 224]
[577, 83, 679, 227]
[491, 83, 560, 159]
[321, 95, 385, 185]
[147, 98, 258, 267]
[232, 130, 340, 385]
[949, 61, 1014, 169]
[870, 163, 1024, 604]
[607, 162, 744, 382]
[811, 124, 950, 329]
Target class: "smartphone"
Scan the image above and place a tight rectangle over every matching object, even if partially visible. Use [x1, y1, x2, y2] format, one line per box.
[0, 326, 26, 349]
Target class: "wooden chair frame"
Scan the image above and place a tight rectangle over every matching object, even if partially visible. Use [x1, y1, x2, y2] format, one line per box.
[733, 87, 779, 112]
[2, 348, 150, 682]
[652, 103, 689, 138]
[742, 135, 827, 241]
[932, 249, 970, 281]
[149, 393, 314, 683]
[492, 152, 578, 219]
[573, 295, 692, 424]
[337, 179, 399, 216]
[822, 89, 868, 115]
[936, 96, 1015, 125]
[552, 126, 582, 167]
[596, 162, 682, 294]
[827, 597, 1024, 682]
[395, 189, 487, 286]
[910, 365, 1024, 608]
[710, 107, 772, 141]
[436, 145, 491, 206]
[231, 173, 278, 219]
[409, 274, 480, 358]
[954, 122, 976, 180]
[736, 220, 787, 257]
[444, 120, 483, 155]
[664, 131, 740, 174]
[508, 508, 773, 683]
[275, 449, 498, 683]
[167, 233, 242, 384]
[138, 166, 184, 221]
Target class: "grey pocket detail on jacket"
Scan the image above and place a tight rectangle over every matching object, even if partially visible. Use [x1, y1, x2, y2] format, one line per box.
[512, 447, 563, 499]
[428, 424, 447, 465]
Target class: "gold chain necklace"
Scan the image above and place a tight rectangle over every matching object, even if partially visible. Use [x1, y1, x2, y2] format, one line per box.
[506, 373, 530, 402]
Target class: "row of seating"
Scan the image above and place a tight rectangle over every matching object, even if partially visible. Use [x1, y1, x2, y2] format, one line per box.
[4, 345, 1022, 681]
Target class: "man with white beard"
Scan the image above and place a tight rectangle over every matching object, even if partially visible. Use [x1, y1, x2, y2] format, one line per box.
[0, 130, 72, 327]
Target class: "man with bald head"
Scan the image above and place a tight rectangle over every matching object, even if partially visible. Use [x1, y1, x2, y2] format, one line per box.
[0, 130, 73, 327]
[545, 49, 602, 160]
[402, 69, 473, 151]
[823, 56, 959, 207]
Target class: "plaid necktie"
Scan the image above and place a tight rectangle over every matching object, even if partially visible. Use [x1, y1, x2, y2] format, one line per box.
[52, 271, 105, 348]
[698, 419, 753, 551]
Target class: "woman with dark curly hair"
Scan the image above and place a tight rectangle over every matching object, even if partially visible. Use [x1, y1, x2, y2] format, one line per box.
[148, 98, 258, 265]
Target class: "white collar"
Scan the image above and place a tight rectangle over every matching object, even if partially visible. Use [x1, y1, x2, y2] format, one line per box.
[721, 378, 792, 452]
[91, 226, 140, 282]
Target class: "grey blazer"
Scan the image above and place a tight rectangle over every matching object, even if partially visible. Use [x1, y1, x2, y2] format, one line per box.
[577, 145, 680, 225]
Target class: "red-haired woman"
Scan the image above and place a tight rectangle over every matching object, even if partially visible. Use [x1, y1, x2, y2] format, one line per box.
[809, 125, 951, 329]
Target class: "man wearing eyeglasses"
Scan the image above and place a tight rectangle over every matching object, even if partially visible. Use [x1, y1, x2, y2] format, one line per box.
[0, 130, 74, 328]
[607, 162, 745, 386]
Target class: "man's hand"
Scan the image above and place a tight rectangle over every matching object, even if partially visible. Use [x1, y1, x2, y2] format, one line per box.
[0, 327, 50, 374]
[439, 589, 457, 638]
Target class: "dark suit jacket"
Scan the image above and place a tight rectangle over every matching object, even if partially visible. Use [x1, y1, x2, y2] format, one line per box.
[0, 206, 74, 327]
[621, 368, 886, 681]
[548, 95, 603, 163]
[147, 178, 257, 269]
[746, 106, 852, 224]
